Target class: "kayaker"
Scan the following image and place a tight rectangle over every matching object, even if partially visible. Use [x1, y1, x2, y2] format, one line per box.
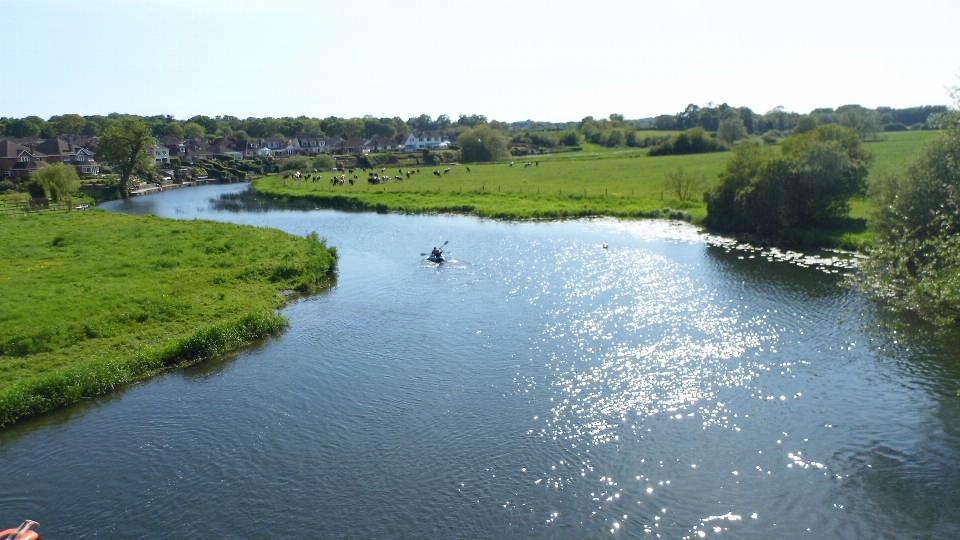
[431, 247, 441, 258]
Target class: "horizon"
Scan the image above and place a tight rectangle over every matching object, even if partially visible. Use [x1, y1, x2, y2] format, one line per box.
[1, 0, 957, 122]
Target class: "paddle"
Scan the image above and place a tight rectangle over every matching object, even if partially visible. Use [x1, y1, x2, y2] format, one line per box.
[421, 240, 449, 257]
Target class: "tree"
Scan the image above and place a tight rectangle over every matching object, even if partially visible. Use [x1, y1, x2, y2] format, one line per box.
[717, 115, 748, 144]
[50, 114, 86, 136]
[459, 124, 509, 163]
[858, 88, 960, 323]
[33, 163, 80, 201]
[183, 122, 206, 139]
[311, 154, 335, 171]
[96, 118, 155, 198]
[280, 155, 312, 172]
[653, 114, 678, 130]
[706, 125, 872, 237]
[792, 115, 819, 135]
[664, 167, 707, 201]
[838, 105, 881, 140]
[7, 118, 41, 138]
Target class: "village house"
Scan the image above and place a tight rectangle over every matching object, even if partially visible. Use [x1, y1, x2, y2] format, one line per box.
[296, 136, 328, 155]
[0, 138, 101, 178]
[368, 137, 403, 152]
[403, 130, 450, 151]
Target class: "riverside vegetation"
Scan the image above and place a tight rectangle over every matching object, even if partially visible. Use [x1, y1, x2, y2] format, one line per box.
[0, 210, 337, 426]
[253, 130, 935, 247]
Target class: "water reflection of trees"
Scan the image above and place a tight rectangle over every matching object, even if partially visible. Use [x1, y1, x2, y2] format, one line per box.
[209, 190, 323, 213]
[703, 243, 847, 299]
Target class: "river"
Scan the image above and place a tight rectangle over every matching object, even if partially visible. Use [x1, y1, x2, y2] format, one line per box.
[2, 183, 959, 538]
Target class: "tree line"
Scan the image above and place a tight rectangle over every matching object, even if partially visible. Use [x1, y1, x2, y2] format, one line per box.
[0, 113, 501, 144]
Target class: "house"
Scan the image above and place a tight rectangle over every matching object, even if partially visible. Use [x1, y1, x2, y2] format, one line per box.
[403, 130, 450, 151]
[331, 138, 372, 155]
[0, 139, 45, 179]
[148, 144, 170, 165]
[33, 138, 101, 177]
[207, 140, 243, 160]
[296, 136, 328, 155]
[368, 137, 402, 152]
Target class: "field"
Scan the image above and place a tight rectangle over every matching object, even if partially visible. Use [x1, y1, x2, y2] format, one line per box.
[0, 210, 338, 426]
[255, 130, 938, 230]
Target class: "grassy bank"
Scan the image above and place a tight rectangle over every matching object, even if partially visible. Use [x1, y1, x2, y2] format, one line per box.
[255, 131, 936, 247]
[0, 210, 337, 426]
[255, 151, 732, 221]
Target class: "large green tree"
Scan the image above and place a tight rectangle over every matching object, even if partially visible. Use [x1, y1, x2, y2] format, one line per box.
[97, 118, 155, 198]
[32, 163, 80, 201]
[459, 124, 509, 163]
[859, 88, 960, 323]
[706, 124, 872, 237]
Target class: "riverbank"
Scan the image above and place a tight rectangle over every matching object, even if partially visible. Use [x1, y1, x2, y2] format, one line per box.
[0, 210, 337, 427]
[251, 131, 937, 249]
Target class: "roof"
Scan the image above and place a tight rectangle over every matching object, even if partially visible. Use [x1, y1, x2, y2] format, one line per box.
[0, 139, 33, 158]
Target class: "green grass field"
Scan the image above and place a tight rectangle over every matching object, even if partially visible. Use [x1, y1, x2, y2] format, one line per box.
[257, 151, 732, 221]
[0, 210, 337, 426]
[256, 130, 938, 246]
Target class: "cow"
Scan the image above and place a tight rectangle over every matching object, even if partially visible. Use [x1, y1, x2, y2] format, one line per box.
[434, 171, 442, 177]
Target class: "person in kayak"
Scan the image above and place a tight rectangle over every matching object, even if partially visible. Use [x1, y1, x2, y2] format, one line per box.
[430, 247, 442, 258]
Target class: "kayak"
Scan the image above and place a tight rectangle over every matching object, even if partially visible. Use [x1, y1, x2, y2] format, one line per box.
[427, 254, 445, 263]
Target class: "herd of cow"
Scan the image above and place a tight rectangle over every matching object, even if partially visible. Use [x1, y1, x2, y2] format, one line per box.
[281, 161, 531, 187]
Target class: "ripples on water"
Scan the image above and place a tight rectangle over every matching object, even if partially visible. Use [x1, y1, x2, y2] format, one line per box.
[2, 187, 959, 539]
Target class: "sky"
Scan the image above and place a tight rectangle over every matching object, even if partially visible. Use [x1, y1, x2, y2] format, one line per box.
[1, 0, 958, 123]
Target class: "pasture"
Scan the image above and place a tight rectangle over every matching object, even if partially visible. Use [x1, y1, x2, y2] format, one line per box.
[257, 151, 732, 221]
[0, 210, 338, 425]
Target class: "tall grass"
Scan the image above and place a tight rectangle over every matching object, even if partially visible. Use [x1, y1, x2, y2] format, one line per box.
[0, 210, 337, 426]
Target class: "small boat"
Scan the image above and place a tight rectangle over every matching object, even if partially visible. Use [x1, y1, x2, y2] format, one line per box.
[427, 253, 445, 263]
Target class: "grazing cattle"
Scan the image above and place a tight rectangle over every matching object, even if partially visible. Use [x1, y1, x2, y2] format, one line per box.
[348, 169, 354, 174]
[368, 176, 380, 185]
[406, 172, 411, 179]
[444, 168, 451, 174]
[395, 176, 403, 181]
[381, 167, 386, 172]
[524, 162, 532, 167]
[434, 171, 442, 177]
[349, 178, 355, 185]
[466, 167, 471, 172]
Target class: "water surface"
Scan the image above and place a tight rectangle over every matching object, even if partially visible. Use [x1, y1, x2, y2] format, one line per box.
[2, 184, 958, 538]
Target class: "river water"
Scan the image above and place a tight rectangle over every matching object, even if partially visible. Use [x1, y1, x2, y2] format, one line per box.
[2, 183, 959, 538]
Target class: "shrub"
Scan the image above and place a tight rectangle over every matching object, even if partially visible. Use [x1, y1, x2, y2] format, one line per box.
[705, 125, 872, 238]
[280, 155, 312, 172]
[312, 154, 335, 171]
[648, 127, 727, 156]
[0, 179, 15, 193]
[26, 179, 47, 198]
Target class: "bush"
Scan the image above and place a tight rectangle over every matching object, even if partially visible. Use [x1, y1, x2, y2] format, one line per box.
[26, 179, 47, 198]
[312, 154, 335, 171]
[859, 126, 960, 324]
[705, 125, 872, 238]
[280, 155, 312, 172]
[883, 123, 908, 132]
[0, 179, 15, 193]
[648, 127, 727, 156]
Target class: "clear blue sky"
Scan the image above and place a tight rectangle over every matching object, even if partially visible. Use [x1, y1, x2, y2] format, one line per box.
[1, 0, 957, 122]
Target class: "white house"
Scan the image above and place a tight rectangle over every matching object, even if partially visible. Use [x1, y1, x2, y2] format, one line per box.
[403, 130, 450, 151]
[148, 145, 170, 165]
[296, 136, 328, 155]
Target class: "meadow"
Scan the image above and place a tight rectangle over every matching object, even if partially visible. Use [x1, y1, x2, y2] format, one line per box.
[254, 130, 937, 234]
[0, 210, 337, 426]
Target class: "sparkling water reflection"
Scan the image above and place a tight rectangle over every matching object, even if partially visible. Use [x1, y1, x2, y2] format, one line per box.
[1, 184, 958, 538]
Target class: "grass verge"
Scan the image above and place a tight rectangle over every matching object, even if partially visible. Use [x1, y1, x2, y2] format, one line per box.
[0, 210, 338, 426]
